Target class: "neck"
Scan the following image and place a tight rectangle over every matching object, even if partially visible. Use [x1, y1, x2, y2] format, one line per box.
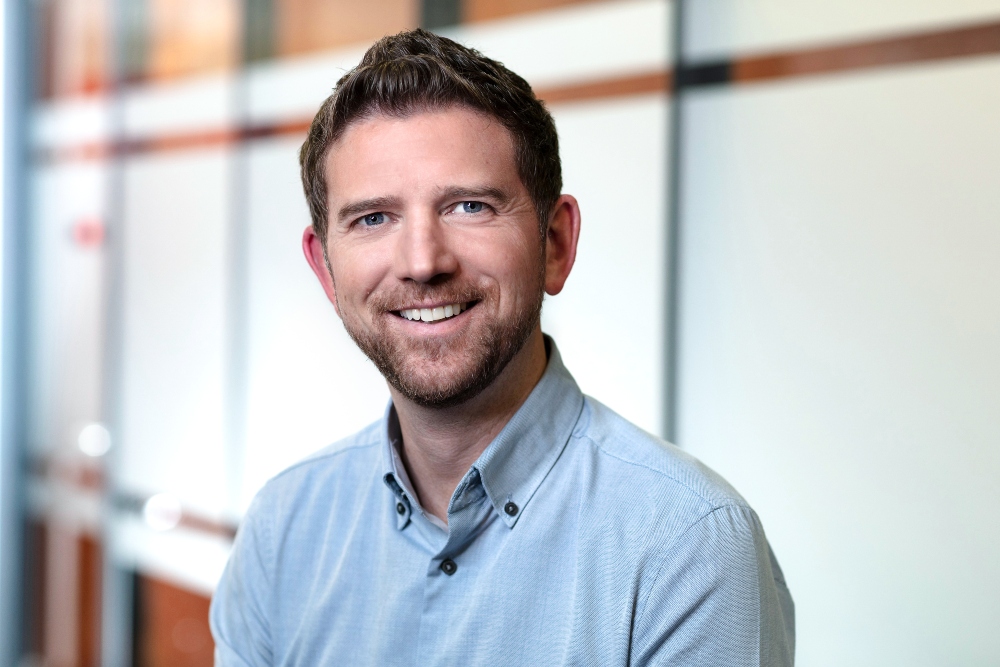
[390, 328, 548, 524]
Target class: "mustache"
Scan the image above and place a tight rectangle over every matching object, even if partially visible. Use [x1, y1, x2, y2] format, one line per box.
[367, 284, 490, 312]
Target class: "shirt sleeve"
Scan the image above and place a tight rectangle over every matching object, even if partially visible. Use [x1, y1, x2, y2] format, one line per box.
[210, 496, 275, 667]
[631, 504, 795, 666]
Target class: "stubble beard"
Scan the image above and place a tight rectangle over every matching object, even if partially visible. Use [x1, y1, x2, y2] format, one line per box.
[336, 270, 545, 410]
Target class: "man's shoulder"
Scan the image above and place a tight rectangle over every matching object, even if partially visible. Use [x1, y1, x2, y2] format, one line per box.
[576, 396, 750, 515]
[251, 419, 384, 512]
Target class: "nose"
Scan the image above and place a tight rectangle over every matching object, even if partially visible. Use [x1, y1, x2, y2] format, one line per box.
[393, 211, 458, 283]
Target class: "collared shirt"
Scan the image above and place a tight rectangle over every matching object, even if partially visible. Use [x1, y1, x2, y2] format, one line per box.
[211, 339, 795, 666]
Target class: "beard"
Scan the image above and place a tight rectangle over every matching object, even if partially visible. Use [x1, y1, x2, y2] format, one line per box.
[337, 272, 545, 409]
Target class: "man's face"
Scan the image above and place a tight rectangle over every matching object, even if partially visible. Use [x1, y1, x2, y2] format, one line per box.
[317, 106, 547, 408]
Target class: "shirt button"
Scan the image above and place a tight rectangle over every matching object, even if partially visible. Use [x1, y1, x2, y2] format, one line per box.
[440, 559, 457, 576]
[504, 501, 519, 516]
[396, 502, 406, 515]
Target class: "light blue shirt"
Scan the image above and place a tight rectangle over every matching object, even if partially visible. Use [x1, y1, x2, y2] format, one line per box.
[211, 339, 794, 665]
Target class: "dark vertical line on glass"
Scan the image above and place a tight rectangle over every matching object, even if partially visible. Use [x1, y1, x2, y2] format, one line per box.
[663, 0, 685, 443]
[244, 0, 275, 63]
[422, 0, 462, 30]
[676, 60, 731, 87]
[128, 571, 143, 667]
[118, 0, 148, 83]
[101, 1, 135, 664]
[0, 0, 31, 662]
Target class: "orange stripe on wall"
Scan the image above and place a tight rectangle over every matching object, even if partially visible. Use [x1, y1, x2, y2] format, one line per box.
[31, 72, 670, 164]
[463, 0, 597, 23]
[732, 20, 1000, 83]
[29, 19, 1000, 165]
[536, 70, 670, 105]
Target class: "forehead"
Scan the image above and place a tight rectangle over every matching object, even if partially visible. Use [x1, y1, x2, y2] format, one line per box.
[323, 107, 519, 197]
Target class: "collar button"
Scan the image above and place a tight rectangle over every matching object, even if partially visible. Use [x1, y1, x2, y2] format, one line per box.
[504, 501, 519, 516]
[396, 502, 406, 515]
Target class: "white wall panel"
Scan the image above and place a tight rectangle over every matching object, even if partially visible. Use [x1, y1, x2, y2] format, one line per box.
[28, 162, 107, 455]
[240, 137, 387, 510]
[545, 95, 667, 436]
[122, 73, 236, 139]
[446, 0, 669, 88]
[676, 58, 1000, 665]
[33, 96, 112, 150]
[118, 149, 231, 518]
[246, 47, 368, 126]
[685, 0, 1000, 61]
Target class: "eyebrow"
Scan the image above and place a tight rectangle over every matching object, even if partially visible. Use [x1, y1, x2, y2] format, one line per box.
[439, 186, 512, 206]
[336, 196, 401, 224]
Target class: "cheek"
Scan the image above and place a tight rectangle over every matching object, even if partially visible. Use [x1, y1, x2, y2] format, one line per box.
[330, 245, 390, 302]
[463, 233, 543, 299]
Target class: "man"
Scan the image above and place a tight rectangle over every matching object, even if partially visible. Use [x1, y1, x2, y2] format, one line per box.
[211, 29, 794, 666]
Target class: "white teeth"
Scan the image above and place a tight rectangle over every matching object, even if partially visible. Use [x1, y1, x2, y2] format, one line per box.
[400, 303, 467, 323]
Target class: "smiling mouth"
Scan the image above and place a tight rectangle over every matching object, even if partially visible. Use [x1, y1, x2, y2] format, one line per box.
[396, 302, 472, 323]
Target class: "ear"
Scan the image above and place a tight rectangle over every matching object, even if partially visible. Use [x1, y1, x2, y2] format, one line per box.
[544, 194, 581, 296]
[302, 225, 341, 317]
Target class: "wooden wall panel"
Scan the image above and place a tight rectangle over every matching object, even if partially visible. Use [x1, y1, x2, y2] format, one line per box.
[78, 535, 102, 667]
[35, 0, 109, 98]
[146, 0, 239, 80]
[135, 575, 214, 667]
[274, 0, 417, 57]
[22, 519, 103, 667]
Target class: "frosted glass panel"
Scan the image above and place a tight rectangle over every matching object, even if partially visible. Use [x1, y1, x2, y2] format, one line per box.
[545, 95, 668, 436]
[28, 162, 107, 456]
[118, 149, 231, 517]
[676, 59, 1000, 665]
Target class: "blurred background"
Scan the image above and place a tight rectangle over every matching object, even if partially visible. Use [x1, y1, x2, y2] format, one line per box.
[0, 0, 998, 665]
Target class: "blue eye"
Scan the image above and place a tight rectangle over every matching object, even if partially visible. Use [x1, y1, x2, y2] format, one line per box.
[462, 201, 484, 213]
[361, 212, 386, 226]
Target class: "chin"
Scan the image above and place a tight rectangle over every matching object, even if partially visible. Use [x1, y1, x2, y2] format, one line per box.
[344, 287, 544, 409]
[390, 359, 490, 408]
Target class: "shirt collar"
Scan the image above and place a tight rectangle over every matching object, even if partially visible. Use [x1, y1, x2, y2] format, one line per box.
[382, 407, 416, 530]
[382, 336, 584, 530]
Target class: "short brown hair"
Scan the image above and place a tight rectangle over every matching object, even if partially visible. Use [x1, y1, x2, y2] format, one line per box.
[299, 28, 562, 242]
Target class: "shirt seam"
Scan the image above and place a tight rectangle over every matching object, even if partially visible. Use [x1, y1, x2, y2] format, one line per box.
[579, 433, 743, 510]
[633, 504, 752, 633]
[253, 503, 275, 653]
